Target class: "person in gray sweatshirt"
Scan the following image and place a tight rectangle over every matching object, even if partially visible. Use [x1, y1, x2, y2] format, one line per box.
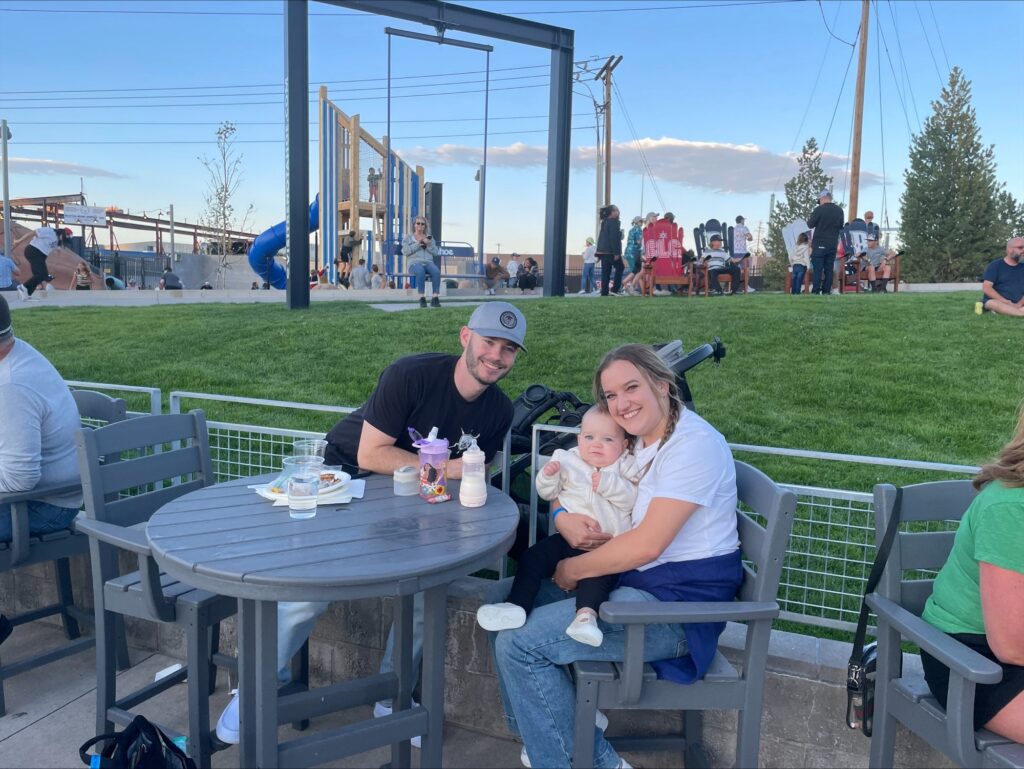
[0, 294, 82, 642]
[402, 216, 441, 307]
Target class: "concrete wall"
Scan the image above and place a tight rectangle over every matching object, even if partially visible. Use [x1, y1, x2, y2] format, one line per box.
[3, 560, 954, 768]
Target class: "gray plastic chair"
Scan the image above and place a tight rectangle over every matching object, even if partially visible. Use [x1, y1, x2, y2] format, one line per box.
[74, 410, 237, 768]
[867, 482, 1023, 768]
[0, 389, 128, 717]
[571, 460, 796, 768]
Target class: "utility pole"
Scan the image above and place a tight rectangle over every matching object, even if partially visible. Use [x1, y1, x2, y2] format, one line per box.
[2, 121, 11, 262]
[849, 0, 870, 220]
[594, 56, 623, 206]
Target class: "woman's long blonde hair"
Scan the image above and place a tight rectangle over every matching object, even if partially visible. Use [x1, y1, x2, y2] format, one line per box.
[974, 403, 1024, 490]
[593, 344, 683, 450]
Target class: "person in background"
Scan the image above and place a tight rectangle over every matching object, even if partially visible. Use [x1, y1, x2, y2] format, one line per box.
[200, 281, 214, 290]
[158, 266, 183, 291]
[977, 237, 1024, 317]
[704, 234, 741, 296]
[859, 235, 896, 293]
[579, 237, 597, 295]
[402, 216, 441, 308]
[337, 230, 362, 286]
[250, 281, 260, 290]
[506, 253, 521, 290]
[484, 257, 510, 296]
[350, 258, 372, 290]
[596, 205, 624, 297]
[790, 231, 811, 294]
[66, 262, 91, 291]
[863, 210, 881, 242]
[622, 216, 644, 296]
[919, 404, 1024, 742]
[370, 263, 386, 290]
[732, 216, 753, 286]
[0, 250, 19, 293]
[14, 226, 72, 301]
[807, 189, 844, 295]
[518, 257, 539, 293]
[367, 167, 380, 202]
[0, 294, 83, 643]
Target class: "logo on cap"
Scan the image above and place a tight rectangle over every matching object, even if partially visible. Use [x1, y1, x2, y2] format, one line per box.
[499, 311, 518, 329]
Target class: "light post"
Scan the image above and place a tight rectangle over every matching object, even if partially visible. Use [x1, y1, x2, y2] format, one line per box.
[2, 120, 11, 261]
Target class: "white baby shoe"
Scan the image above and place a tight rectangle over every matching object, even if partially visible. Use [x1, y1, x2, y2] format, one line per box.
[476, 602, 527, 631]
[566, 611, 603, 647]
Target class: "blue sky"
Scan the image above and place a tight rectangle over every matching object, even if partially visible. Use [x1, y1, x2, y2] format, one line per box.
[3, 0, 1022, 257]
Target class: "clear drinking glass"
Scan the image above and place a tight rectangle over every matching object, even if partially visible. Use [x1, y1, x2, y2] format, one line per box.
[293, 439, 328, 459]
[283, 456, 324, 519]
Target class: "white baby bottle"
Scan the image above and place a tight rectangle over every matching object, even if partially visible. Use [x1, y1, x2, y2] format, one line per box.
[458, 439, 488, 508]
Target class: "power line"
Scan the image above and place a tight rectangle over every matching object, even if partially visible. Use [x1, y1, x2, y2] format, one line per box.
[926, 1, 951, 75]
[884, 0, 921, 128]
[912, 0, 945, 87]
[0, 82, 550, 110]
[0, 72, 549, 103]
[610, 78, 666, 215]
[875, 9, 890, 232]
[15, 113, 595, 127]
[874, 1, 915, 138]
[820, 38, 859, 155]
[816, 0, 856, 47]
[12, 126, 599, 146]
[0, 1, 807, 17]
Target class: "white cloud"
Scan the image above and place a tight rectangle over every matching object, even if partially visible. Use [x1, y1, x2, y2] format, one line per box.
[397, 137, 882, 193]
[9, 157, 127, 178]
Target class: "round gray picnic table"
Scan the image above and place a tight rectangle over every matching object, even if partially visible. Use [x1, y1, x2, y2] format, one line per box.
[146, 472, 519, 768]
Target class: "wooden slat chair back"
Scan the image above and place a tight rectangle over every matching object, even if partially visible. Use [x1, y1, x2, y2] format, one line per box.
[571, 460, 796, 768]
[0, 389, 127, 716]
[867, 481, 1023, 768]
[74, 409, 237, 768]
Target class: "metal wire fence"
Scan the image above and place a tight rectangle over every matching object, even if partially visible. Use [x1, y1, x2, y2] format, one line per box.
[66, 383, 978, 634]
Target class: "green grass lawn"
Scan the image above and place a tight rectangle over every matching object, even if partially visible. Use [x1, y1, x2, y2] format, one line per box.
[12, 291, 1021, 493]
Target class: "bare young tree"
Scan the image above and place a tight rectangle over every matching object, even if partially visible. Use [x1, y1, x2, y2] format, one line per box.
[198, 121, 254, 287]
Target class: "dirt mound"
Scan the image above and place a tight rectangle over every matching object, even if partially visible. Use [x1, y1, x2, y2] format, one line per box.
[8, 221, 104, 290]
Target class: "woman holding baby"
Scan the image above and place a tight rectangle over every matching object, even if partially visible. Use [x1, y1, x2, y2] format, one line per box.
[490, 344, 743, 769]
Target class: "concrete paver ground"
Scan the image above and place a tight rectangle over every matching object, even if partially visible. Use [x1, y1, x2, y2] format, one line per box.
[0, 623, 523, 768]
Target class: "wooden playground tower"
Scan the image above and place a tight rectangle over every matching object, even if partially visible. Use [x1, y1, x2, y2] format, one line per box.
[317, 86, 425, 280]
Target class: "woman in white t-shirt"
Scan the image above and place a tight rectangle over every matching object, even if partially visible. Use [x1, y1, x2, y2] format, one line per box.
[492, 344, 742, 769]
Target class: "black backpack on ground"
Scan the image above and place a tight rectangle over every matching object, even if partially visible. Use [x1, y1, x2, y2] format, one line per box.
[79, 715, 196, 769]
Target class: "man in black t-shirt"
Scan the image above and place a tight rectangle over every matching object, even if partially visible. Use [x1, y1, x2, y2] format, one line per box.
[979, 238, 1024, 317]
[324, 300, 526, 476]
[218, 301, 529, 747]
[807, 189, 844, 295]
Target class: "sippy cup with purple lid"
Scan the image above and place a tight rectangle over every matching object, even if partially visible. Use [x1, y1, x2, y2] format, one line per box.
[410, 427, 451, 503]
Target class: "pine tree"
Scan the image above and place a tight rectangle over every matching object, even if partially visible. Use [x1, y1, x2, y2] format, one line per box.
[763, 138, 835, 289]
[899, 68, 1004, 282]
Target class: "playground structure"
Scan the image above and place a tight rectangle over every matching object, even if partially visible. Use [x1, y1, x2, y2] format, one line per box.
[316, 86, 425, 285]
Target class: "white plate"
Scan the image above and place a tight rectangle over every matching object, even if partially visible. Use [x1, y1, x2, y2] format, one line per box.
[263, 467, 352, 499]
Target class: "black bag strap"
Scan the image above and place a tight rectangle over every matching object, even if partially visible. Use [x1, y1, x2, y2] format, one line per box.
[849, 487, 904, 668]
[79, 733, 119, 768]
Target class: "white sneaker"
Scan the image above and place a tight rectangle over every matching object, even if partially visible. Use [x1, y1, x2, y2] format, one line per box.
[476, 602, 527, 631]
[16, 284, 28, 301]
[520, 712, 610, 768]
[566, 612, 603, 646]
[577, 289, 586, 294]
[215, 690, 240, 745]
[373, 700, 422, 748]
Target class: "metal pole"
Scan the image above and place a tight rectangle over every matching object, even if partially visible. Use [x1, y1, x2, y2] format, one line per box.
[595, 100, 602, 238]
[477, 49, 490, 273]
[169, 204, 176, 260]
[284, 0, 310, 309]
[849, 0, 870, 220]
[2, 120, 11, 261]
[386, 33, 393, 278]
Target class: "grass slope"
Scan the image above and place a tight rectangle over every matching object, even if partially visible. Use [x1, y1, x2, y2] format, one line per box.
[13, 292, 1021, 492]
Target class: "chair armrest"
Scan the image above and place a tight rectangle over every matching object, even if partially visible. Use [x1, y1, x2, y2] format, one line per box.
[599, 600, 778, 625]
[866, 593, 1003, 684]
[73, 517, 153, 557]
[0, 482, 83, 505]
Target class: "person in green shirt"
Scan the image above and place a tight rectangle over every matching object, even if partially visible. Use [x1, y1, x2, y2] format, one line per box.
[921, 407, 1024, 741]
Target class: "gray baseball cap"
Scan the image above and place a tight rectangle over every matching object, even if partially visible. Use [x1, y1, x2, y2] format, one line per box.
[467, 301, 527, 351]
[818, 189, 832, 200]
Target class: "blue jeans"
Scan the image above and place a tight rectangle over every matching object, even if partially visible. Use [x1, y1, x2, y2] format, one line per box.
[0, 500, 78, 543]
[811, 251, 835, 295]
[581, 262, 596, 293]
[490, 579, 688, 769]
[791, 264, 807, 294]
[409, 260, 441, 296]
[276, 593, 425, 702]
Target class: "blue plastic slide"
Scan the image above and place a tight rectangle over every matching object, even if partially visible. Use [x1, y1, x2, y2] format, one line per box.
[247, 196, 320, 289]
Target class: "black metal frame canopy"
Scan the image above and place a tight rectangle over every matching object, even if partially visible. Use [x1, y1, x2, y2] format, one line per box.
[284, 0, 574, 308]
